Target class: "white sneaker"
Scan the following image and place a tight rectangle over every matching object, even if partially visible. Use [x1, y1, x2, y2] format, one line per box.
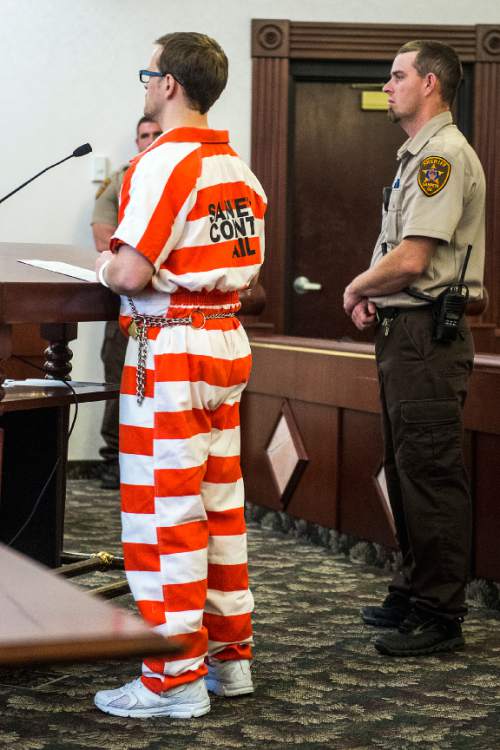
[94, 677, 211, 718]
[205, 658, 254, 697]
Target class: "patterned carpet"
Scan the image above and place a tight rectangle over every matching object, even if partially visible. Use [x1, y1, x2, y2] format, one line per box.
[1, 479, 499, 750]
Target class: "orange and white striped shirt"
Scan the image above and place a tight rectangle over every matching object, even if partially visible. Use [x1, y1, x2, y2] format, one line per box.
[111, 127, 267, 316]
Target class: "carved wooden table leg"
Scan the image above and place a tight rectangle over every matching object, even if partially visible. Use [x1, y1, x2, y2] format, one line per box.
[0, 324, 13, 401]
[40, 323, 78, 380]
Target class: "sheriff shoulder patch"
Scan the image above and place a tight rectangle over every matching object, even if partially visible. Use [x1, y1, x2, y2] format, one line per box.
[95, 177, 111, 199]
[417, 155, 452, 197]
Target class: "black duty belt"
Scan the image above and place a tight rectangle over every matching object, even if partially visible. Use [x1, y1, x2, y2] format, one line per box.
[376, 306, 399, 322]
[375, 304, 432, 322]
[376, 304, 433, 337]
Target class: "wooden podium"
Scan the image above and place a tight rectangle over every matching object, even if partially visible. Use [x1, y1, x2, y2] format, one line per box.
[0, 242, 119, 566]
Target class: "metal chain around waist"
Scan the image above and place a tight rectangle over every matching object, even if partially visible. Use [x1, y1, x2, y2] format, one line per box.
[127, 297, 236, 405]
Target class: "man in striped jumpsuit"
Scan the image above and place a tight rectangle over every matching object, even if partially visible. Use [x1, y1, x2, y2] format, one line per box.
[94, 32, 266, 719]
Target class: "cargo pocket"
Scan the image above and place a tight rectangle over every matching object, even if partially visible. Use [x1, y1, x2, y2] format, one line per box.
[398, 398, 463, 480]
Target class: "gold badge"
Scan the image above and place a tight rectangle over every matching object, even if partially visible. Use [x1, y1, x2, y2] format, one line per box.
[417, 156, 451, 197]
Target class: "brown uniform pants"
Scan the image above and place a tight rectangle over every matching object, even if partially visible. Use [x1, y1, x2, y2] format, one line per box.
[375, 306, 474, 619]
[100, 320, 127, 464]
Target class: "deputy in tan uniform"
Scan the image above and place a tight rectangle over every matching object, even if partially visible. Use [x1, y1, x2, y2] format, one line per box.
[343, 40, 485, 656]
[91, 116, 161, 489]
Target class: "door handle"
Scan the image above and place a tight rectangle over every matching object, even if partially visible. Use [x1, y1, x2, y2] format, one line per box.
[293, 275, 322, 295]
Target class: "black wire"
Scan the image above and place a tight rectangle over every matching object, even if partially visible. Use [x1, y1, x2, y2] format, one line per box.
[10, 354, 79, 437]
[6, 457, 62, 547]
[5, 355, 80, 546]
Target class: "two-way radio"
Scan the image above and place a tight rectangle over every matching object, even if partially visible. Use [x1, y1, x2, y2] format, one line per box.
[432, 244, 472, 341]
[380, 240, 473, 342]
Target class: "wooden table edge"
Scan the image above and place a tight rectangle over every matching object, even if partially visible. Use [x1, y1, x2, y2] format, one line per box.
[0, 633, 181, 666]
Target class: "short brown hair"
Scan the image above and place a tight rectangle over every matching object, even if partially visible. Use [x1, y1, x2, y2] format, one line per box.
[136, 115, 157, 132]
[155, 32, 228, 114]
[398, 39, 463, 105]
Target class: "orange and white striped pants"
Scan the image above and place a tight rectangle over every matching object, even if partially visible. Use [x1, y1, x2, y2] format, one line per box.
[118, 295, 253, 693]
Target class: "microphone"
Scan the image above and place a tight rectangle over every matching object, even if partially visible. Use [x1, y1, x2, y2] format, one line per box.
[73, 143, 92, 157]
[0, 143, 93, 205]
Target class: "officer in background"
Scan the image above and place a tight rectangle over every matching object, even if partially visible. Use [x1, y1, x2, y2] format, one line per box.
[343, 40, 485, 656]
[91, 116, 161, 488]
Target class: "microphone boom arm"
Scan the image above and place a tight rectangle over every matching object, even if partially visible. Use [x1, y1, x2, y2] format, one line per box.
[0, 144, 92, 206]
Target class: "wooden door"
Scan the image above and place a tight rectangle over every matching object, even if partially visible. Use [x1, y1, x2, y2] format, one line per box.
[288, 74, 405, 340]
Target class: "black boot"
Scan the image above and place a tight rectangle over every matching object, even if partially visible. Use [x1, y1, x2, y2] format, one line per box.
[361, 592, 412, 628]
[374, 607, 465, 656]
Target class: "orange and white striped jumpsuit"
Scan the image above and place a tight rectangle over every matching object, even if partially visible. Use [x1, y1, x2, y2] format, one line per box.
[110, 127, 266, 694]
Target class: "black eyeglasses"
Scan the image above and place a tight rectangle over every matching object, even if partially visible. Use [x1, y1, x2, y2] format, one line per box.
[139, 69, 184, 87]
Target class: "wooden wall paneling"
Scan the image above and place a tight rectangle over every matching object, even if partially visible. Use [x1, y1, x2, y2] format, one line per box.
[241, 336, 500, 578]
[248, 338, 379, 413]
[472, 432, 500, 581]
[240, 392, 283, 512]
[283, 400, 340, 529]
[338, 408, 396, 548]
[464, 359, 500, 434]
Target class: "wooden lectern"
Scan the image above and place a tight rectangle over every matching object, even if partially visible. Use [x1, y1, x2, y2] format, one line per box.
[0, 242, 267, 568]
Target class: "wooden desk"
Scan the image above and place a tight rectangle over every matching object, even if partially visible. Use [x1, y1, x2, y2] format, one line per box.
[0, 542, 174, 665]
[0, 243, 119, 565]
[0, 242, 118, 323]
[0, 383, 119, 565]
[0, 242, 119, 392]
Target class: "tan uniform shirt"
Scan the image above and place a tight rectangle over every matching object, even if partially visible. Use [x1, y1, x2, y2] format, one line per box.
[370, 111, 485, 308]
[91, 165, 128, 226]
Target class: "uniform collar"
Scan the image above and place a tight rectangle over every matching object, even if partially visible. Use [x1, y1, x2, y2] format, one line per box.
[130, 127, 229, 165]
[397, 111, 453, 160]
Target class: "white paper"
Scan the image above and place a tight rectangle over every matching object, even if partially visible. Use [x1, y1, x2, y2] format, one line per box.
[4, 379, 88, 388]
[18, 259, 97, 282]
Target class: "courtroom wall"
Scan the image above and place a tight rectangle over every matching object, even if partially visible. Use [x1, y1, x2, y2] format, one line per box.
[0, 0, 498, 460]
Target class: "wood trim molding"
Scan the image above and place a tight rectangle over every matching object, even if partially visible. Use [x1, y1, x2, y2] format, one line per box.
[252, 19, 289, 58]
[473, 62, 500, 325]
[251, 20, 500, 343]
[252, 20, 478, 61]
[265, 399, 309, 509]
[251, 55, 289, 330]
[476, 26, 500, 62]
[288, 22, 477, 61]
